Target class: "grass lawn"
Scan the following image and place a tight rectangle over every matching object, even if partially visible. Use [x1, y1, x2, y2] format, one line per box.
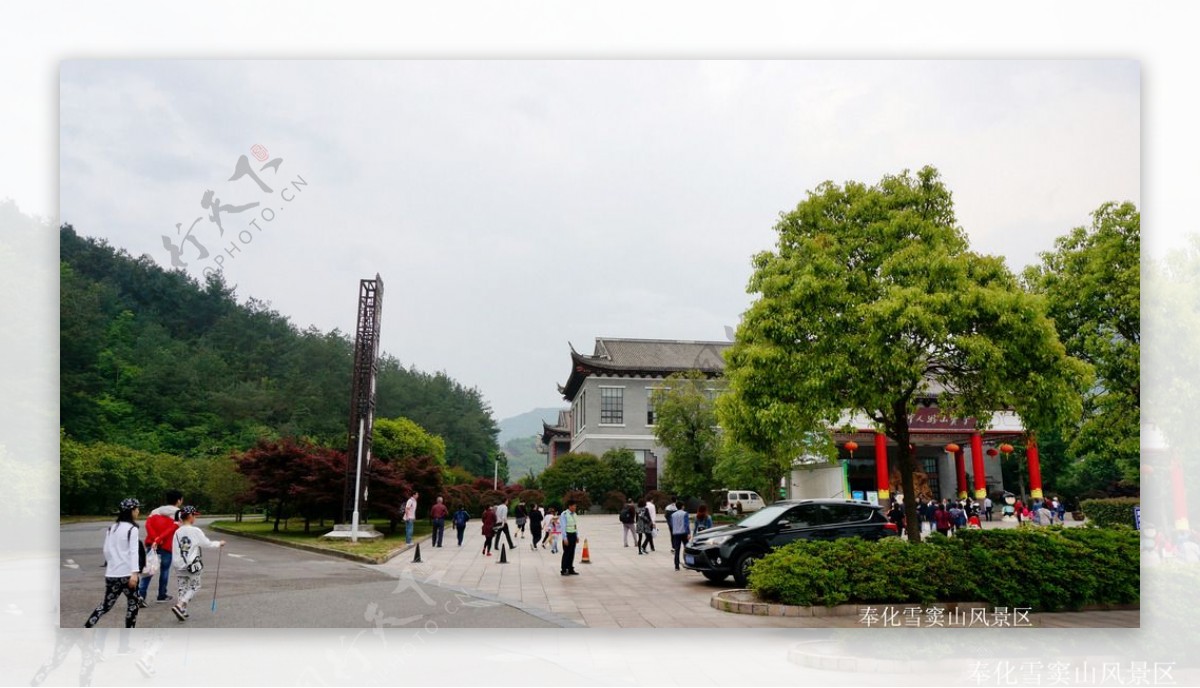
[211, 517, 432, 563]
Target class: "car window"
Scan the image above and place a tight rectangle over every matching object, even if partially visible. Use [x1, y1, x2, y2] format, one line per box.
[820, 504, 859, 524]
[749, 493, 760, 502]
[737, 504, 789, 528]
[849, 506, 875, 522]
[780, 505, 821, 527]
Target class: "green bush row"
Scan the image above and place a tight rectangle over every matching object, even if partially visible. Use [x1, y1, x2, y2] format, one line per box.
[748, 527, 1139, 612]
[1079, 497, 1140, 529]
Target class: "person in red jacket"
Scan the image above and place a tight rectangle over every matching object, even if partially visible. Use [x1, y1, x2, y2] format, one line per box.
[138, 489, 182, 605]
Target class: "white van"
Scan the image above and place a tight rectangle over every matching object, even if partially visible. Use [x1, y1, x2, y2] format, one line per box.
[718, 490, 765, 515]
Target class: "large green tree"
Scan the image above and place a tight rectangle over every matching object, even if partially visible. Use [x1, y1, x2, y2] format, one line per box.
[652, 371, 722, 500]
[719, 166, 1090, 542]
[537, 452, 609, 506]
[601, 447, 646, 500]
[1023, 202, 1140, 488]
[372, 416, 447, 466]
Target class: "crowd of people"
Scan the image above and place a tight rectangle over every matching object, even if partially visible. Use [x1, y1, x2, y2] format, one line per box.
[404, 492, 719, 575]
[883, 494, 1070, 537]
[82, 491, 225, 628]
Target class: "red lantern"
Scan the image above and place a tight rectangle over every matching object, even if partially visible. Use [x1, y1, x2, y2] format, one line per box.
[945, 443, 960, 453]
[986, 448, 998, 457]
[999, 443, 1014, 454]
[844, 441, 859, 453]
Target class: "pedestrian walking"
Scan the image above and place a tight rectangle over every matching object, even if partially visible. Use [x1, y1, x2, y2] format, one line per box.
[528, 503, 543, 550]
[481, 505, 496, 556]
[984, 496, 994, 522]
[664, 499, 678, 552]
[429, 496, 449, 547]
[83, 498, 145, 628]
[403, 491, 419, 545]
[692, 504, 713, 537]
[492, 500, 516, 550]
[619, 498, 637, 547]
[636, 499, 656, 554]
[1037, 503, 1054, 526]
[559, 500, 580, 576]
[514, 502, 528, 539]
[668, 501, 691, 571]
[1053, 497, 1066, 524]
[934, 504, 953, 537]
[138, 489, 183, 606]
[543, 507, 560, 553]
[887, 502, 905, 532]
[169, 506, 226, 623]
[452, 505, 470, 547]
[949, 502, 966, 532]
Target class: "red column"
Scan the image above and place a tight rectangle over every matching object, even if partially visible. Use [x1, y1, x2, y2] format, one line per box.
[874, 433, 889, 501]
[1026, 434, 1043, 500]
[954, 448, 968, 499]
[1172, 456, 1190, 531]
[971, 432, 986, 499]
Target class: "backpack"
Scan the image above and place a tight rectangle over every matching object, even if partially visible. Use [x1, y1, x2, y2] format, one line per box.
[453, 510, 469, 527]
[619, 505, 635, 524]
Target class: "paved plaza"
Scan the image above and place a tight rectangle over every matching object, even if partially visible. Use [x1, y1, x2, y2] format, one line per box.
[376, 513, 1138, 629]
[60, 513, 1137, 629]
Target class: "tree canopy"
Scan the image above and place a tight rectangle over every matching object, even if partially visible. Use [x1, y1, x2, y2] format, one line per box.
[1023, 201, 1140, 488]
[59, 224, 499, 470]
[719, 166, 1090, 541]
[652, 371, 722, 500]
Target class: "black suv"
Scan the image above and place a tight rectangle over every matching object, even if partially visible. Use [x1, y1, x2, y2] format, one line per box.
[682, 499, 896, 586]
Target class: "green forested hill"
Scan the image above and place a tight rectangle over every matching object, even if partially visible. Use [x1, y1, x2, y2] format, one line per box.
[60, 224, 499, 476]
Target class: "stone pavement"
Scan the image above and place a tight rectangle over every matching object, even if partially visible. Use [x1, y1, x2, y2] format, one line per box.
[376, 513, 1138, 629]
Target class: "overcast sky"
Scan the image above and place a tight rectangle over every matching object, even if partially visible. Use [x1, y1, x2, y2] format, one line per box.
[59, 60, 1140, 420]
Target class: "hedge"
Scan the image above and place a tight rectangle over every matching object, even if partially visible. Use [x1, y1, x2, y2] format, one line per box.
[748, 527, 1139, 612]
[1079, 498, 1140, 529]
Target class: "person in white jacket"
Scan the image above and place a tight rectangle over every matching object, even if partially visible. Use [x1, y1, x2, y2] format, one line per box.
[84, 498, 144, 628]
[170, 506, 225, 622]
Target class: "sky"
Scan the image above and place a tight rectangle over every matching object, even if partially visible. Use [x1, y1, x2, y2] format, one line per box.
[56, 60, 1139, 421]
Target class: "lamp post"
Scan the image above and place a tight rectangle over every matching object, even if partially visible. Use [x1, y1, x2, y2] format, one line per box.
[493, 456, 498, 491]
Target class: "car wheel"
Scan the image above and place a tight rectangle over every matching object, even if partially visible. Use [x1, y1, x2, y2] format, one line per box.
[733, 551, 762, 587]
[702, 571, 728, 583]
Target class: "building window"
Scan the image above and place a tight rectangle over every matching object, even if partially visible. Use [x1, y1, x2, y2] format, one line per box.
[921, 455, 941, 498]
[646, 389, 658, 426]
[575, 391, 586, 432]
[600, 386, 624, 425]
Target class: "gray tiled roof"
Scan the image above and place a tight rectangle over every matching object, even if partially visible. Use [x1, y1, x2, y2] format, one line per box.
[589, 337, 731, 372]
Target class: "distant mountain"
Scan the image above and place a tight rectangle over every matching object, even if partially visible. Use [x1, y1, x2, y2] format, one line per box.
[497, 407, 564, 444]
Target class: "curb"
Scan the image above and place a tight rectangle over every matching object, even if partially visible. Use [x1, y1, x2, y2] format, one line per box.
[211, 525, 429, 565]
[712, 589, 1140, 618]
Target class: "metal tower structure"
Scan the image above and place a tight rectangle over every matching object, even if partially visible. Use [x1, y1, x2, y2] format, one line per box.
[342, 274, 384, 525]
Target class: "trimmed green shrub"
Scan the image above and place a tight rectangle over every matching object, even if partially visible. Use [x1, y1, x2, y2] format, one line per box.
[1079, 498, 1140, 529]
[749, 527, 1139, 612]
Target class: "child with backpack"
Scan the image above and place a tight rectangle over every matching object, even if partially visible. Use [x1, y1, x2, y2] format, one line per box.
[170, 506, 225, 622]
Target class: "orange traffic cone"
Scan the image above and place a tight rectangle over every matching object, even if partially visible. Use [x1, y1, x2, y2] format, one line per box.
[580, 538, 591, 564]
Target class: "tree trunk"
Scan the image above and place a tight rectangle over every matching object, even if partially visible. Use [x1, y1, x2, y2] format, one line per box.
[274, 500, 285, 532]
[304, 517, 311, 534]
[890, 403, 921, 543]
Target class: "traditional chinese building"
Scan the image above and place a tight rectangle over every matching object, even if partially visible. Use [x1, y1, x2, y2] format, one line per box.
[550, 336, 1045, 503]
[549, 337, 730, 491]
